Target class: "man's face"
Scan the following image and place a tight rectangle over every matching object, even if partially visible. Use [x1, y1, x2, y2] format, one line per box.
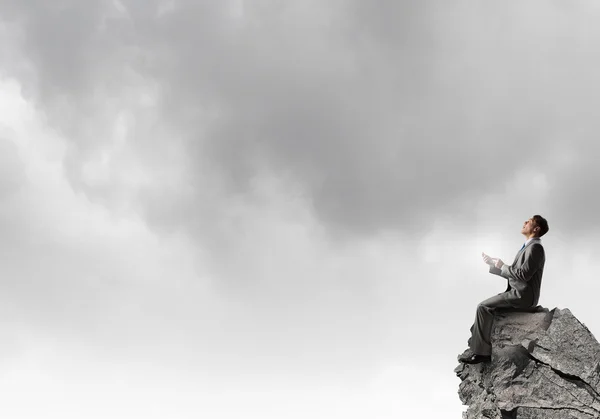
[521, 218, 539, 236]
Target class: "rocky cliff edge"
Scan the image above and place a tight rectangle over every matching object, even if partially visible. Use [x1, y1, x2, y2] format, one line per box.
[455, 307, 600, 418]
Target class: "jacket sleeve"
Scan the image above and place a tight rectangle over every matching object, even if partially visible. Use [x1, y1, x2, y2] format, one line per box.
[500, 243, 545, 282]
[489, 265, 509, 279]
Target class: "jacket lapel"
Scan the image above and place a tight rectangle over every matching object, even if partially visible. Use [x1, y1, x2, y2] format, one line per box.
[513, 238, 540, 264]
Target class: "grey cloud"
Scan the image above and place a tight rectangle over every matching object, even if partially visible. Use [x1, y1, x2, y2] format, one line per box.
[2, 1, 599, 240]
[0, 137, 24, 198]
[0, 0, 108, 99]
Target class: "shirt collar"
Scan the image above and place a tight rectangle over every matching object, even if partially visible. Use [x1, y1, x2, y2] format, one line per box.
[525, 237, 540, 246]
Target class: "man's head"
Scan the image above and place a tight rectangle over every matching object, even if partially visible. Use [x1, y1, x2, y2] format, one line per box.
[521, 215, 549, 238]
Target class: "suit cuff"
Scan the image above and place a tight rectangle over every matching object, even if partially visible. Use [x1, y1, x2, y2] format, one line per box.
[489, 266, 502, 276]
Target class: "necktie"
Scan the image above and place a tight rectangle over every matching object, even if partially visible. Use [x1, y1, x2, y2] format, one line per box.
[520, 243, 526, 251]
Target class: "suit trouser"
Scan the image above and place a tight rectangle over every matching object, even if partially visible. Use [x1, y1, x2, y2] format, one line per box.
[469, 291, 532, 356]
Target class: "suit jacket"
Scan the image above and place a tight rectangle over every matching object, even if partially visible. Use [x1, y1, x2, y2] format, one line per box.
[489, 238, 546, 307]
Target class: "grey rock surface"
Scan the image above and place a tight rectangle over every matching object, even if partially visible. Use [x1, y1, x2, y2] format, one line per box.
[456, 308, 600, 418]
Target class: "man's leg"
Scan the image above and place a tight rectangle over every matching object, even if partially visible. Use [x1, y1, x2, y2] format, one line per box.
[469, 293, 517, 356]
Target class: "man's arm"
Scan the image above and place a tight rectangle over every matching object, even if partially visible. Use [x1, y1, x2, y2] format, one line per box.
[482, 252, 510, 278]
[489, 265, 509, 278]
[499, 244, 545, 282]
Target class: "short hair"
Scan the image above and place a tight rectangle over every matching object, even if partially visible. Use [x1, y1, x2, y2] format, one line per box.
[532, 215, 549, 237]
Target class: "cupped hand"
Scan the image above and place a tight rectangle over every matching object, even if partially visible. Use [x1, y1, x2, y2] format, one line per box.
[481, 252, 497, 266]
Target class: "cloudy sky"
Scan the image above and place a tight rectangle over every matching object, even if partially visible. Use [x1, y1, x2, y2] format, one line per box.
[1, 1, 600, 417]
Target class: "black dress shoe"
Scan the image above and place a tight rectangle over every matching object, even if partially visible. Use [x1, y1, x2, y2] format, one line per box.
[459, 354, 491, 364]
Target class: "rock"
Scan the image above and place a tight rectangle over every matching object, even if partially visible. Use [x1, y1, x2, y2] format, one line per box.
[456, 308, 600, 418]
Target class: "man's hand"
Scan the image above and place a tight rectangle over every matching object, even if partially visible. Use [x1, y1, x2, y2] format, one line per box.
[494, 259, 505, 269]
[482, 252, 498, 266]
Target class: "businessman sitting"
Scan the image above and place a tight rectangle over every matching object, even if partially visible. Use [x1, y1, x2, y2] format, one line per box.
[459, 215, 549, 364]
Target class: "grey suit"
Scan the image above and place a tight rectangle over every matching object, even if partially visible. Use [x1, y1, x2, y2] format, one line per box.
[469, 238, 546, 356]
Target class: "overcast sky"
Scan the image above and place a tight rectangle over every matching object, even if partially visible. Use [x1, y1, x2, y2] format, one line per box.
[1, 1, 600, 418]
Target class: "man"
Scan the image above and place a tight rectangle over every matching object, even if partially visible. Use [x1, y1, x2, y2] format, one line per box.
[459, 215, 549, 364]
